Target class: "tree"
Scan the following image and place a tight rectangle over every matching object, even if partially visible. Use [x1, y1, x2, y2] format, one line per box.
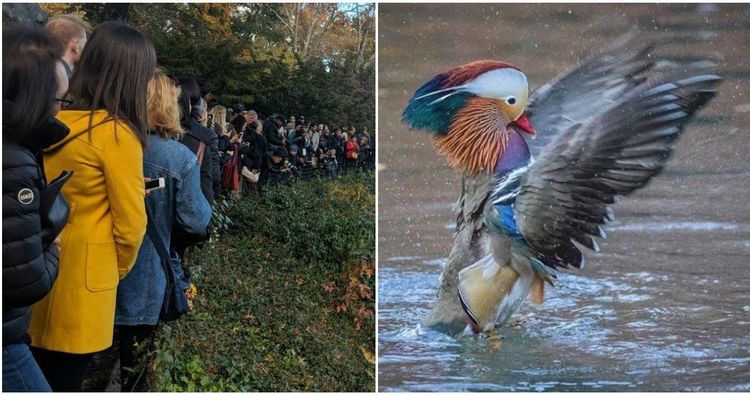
[40, 3, 375, 131]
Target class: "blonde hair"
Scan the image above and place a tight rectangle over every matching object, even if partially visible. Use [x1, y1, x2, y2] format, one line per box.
[212, 105, 227, 135]
[199, 105, 208, 127]
[146, 70, 183, 138]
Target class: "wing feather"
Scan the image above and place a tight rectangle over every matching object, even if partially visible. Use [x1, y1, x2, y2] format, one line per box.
[526, 33, 657, 156]
[515, 71, 721, 270]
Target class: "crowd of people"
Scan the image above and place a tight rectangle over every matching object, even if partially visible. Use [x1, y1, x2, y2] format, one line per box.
[210, 104, 375, 198]
[2, 14, 372, 393]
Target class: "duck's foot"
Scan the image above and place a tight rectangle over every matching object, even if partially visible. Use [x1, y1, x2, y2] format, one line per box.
[485, 328, 503, 350]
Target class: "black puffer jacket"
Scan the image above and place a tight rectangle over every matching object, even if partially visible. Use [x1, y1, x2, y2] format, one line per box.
[2, 121, 67, 346]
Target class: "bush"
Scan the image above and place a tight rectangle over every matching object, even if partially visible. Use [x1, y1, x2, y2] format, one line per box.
[148, 172, 375, 391]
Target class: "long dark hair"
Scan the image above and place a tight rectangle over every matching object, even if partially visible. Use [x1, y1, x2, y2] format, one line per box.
[2, 26, 62, 143]
[177, 77, 201, 126]
[68, 21, 156, 147]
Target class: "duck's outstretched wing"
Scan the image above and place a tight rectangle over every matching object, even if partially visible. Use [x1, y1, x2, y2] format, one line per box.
[514, 71, 721, 270]
[526, 33, 656, 157]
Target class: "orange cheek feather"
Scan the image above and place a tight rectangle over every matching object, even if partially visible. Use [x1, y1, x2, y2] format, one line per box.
[433, 97, 510, 175]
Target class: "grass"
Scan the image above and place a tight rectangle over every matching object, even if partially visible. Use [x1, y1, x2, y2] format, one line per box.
[147, 172, 375, 391]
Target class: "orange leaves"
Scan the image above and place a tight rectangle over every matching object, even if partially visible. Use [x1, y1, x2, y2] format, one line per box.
[353, 282, 373, 300]
[353, 307, 373, 331]
[329, 261, 375, 331]
[322, 281, 336, 293]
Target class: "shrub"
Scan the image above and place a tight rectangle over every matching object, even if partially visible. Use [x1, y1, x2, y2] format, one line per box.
[149, 172, 375, 391]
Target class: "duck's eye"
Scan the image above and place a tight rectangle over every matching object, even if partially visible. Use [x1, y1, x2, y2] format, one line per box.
[507, 97, 517, 105]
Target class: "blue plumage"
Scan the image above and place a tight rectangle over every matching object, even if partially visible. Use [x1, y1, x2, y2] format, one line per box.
[495, 205, 523, 241]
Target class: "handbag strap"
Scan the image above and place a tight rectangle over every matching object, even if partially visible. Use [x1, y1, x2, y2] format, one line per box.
[144, 204, 173, 283]
[182, 132, 206, 165]
[196, 142, 206, 165]
[231, 142, 239, 165]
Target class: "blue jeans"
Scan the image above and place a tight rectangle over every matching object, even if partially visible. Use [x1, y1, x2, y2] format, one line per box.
[2, 343, 52, 392]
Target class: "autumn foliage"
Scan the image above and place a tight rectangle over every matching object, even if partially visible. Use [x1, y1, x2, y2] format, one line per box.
[41, 3, 375, 130]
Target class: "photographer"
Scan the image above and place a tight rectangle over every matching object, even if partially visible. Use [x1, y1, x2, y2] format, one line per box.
[287, 144, 305, 169]
[323, 147, 339, 179]
[266, 148, 296, 186]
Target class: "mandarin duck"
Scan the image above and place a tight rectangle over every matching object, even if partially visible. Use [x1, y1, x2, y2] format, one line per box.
[402, 36, 721, 335]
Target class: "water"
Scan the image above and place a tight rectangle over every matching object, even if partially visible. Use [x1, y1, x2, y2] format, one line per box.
[378, 4, 750, 392]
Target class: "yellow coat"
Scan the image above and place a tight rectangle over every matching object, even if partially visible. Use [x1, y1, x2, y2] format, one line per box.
[29, 110, 147, 354]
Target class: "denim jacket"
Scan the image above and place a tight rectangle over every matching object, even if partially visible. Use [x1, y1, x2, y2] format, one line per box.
[115, 134, 211, 325]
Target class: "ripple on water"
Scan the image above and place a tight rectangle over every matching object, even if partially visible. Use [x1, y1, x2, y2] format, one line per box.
[383, 255, 426, 263]
[623, 271, 671, 282]
[378, 267, 438, 308]
[609, 221, 742, 232]
[422, 257, 448, 267]
[379, 253, 750, 391]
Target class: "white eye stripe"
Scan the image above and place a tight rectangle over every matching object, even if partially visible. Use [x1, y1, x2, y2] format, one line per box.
[413, 67, 529, 107]
[412, 85, 466, 102]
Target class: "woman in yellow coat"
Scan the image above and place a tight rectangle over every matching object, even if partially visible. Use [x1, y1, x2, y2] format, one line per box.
[28, 21, 156, 392]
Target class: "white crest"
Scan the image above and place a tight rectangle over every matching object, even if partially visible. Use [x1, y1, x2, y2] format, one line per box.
[463, 68, 529, 104]
[412, 66, 530, 109]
